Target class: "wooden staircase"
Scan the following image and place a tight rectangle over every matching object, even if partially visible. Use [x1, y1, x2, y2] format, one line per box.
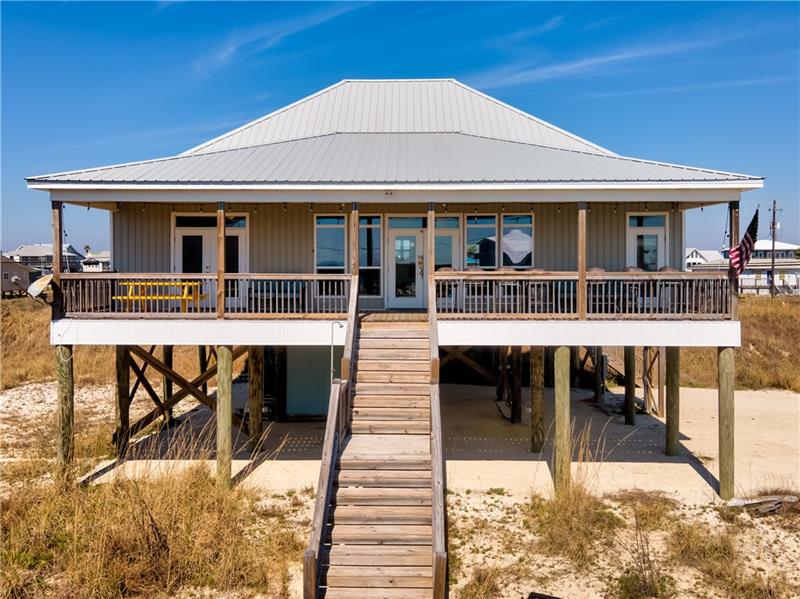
[321, 319, 435, 598]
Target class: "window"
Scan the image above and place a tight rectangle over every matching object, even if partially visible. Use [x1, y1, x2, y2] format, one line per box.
[359, 216, 381, 296]
[175, 215, 247, 228]
[315, 215, 346, 274]
[502, 214, 533, 268]
[629, 214, 666, 228]
[388, 216, 426, 229]
[465, 215, 497, 268]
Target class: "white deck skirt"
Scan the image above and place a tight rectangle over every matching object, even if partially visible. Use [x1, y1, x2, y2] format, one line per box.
[52, 318, 739, 348]
[437, 320, 741, 348]
[51, 319, 348, 346]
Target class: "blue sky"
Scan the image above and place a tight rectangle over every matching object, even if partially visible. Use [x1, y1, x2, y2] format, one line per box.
[2, 1, 798, 253]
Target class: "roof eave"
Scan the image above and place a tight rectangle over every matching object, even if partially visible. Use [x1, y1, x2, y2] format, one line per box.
[27, 179, 764, 192]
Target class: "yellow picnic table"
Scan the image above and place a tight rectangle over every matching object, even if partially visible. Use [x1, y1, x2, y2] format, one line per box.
[113, 280, 206, 313]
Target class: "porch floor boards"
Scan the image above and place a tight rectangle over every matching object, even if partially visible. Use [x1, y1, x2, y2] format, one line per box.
[321, 319, 434, 598]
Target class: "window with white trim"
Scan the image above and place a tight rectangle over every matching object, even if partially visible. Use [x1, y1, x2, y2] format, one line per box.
[465, 215, 497, 268]
[315, 215, 346, 274]
[501, 214, 533, 268]
[359, 215, 381, 296]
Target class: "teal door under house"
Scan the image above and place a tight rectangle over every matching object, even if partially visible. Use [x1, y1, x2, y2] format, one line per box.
[285, 346, 343, 416]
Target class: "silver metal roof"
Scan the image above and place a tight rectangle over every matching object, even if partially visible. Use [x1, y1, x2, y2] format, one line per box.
[27, 79, 762, 189]
[182, 79, 613, 156]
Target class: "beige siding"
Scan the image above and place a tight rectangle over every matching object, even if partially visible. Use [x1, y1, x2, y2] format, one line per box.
[112, 200, 683, 273]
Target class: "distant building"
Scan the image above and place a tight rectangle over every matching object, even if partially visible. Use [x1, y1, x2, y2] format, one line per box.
[5, 243, 84, 273]
[685, 247, 723, 269]
[81, 250, 111, 272]
[1, 256, 36, 297]
[692, 239, 800, 295]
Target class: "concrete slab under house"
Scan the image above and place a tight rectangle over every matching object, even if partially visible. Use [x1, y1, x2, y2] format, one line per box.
[27, 79, 763, 599]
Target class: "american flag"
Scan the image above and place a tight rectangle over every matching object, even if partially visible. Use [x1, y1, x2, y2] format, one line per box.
[729, 209, 758, 275]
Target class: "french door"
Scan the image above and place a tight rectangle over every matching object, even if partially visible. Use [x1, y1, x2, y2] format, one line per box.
[387, 229, 426, 308]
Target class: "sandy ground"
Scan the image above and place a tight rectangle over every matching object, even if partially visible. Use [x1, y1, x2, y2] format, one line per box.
[1, 381, 798, 597]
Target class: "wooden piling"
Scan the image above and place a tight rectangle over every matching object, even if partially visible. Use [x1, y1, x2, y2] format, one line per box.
[248, 346, 264, 448]
[718, 346, 735, 500]
[56, 344, 74, 469]
[163, 345, 174, 422]
[510, 346, 522, 423]
[554, 346, 571, 493]
[198, 345, 208, 394]
[115, 345, 131, 459]
[216, 345, 233, 489]
[624, 346, 636, 425]
[593, 346, 604, 402]
[665, 346, 680, 456]
[530, 346, 545, 452]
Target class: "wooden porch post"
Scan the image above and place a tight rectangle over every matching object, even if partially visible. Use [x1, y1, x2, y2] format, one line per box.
[665, 346, 680, 456]
[718, 346, 735, 499]
[427, 202, 435, 304]
[624, 346, 636, 425]
[51, 200, 63, 282]
[530, 345, 545, 452]
[216, 201, 225, 319]
[248, 346, 264, 448]
[350, 202, 359, 275]
[56, 344, 74, 469]
[553, 346, 571, 493]
[728, 201, 740, 320]
[577, 201, 587, 319]
[216, 344, 233, 489]
[115, 345, 131, 459]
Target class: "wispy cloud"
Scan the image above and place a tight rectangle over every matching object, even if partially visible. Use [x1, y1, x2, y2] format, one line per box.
[193, 4, 361, 76]
[468, 35, 741, 89]
[491, 15, 565, 47]
[582, 76, 796, 99]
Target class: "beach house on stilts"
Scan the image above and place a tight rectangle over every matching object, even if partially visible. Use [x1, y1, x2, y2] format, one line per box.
[27, 79, 762, 598]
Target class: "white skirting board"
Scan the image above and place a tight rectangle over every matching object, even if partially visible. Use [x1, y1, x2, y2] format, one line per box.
[52, 318, 740, 348]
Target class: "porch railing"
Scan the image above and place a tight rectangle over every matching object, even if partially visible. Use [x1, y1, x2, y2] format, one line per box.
[59, 273, 352, 318]
[434, 270, 732, 320]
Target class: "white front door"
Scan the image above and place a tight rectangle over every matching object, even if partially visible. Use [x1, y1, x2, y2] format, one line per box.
[387, 229, 425, 308]
[626, 228, 666, 271]
[173, 225, 248, 309]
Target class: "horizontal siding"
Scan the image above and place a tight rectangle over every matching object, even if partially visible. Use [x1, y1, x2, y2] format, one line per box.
[112, 200, 683, 273]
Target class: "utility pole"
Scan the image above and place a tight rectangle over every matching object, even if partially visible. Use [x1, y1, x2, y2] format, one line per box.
[769, 200, 780, 298]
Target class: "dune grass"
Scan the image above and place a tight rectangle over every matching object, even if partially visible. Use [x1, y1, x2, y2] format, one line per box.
[1, 460, 303, 599]
[681, 296, 800, 391]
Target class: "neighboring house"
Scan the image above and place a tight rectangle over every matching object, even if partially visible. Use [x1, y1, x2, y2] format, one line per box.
[26, 79, 763, 595]
[81, 250, 111, 272]
[694, 239, 800, 295]
[685, 247, 723, 269]
[5, 243, 84, 273]
[1, 256, 36, 297]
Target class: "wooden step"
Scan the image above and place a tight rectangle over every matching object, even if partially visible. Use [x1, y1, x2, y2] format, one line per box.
[356, 349, 430, 361]
[337, 470, 431, 488]
[351, 420, 430, 434]
[355, 360, 430, 372]
[359, 338, 429, 350]
[323, 587, 432, 599]
[353, 396, 430, 409]
[335, 487, 431, 506]
[352, 407, 430, 420]
[323, 565, 433, 587]
[331, 505, 432, 525]
[328, 524, 433, 545]
[338, 457, 432, 471]
[325, 545, 432, 566]
[343, 434, 430, 455]
[359, 329, 430, 339]
[361, 321, 428, 330]
[356, 371, 430, 384]
[355, 383, 431, 396]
